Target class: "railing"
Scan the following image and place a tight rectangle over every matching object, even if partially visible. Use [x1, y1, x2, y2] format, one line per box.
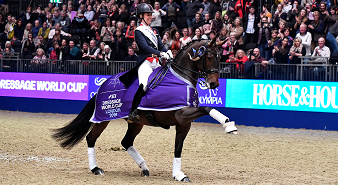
[2, 55, 338, 82]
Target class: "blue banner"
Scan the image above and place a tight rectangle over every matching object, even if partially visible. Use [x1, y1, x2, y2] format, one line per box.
[197, 79, 226, 107]
[225, 79, 338, 113]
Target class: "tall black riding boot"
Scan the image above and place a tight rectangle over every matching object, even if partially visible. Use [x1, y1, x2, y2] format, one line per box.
[128, 84, 146, 123]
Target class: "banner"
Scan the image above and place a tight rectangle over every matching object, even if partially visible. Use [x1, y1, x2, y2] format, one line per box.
[0, 72, 89, 101]
[226, 79, 338, 113]
[197, 79, 226, 107]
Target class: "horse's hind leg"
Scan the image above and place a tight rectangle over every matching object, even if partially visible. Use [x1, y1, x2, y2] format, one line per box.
[86, 121, 109, 175]
[121, 123, 149, 176]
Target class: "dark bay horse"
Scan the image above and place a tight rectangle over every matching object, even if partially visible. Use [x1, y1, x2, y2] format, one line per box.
[52, 38, 237, 182]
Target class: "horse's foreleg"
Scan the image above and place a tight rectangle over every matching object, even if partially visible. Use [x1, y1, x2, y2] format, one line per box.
[175, 107, 237, 133]
[172, 122, 191, 182]
[121, 123, 149, 176]
[86, 121, 109, 175]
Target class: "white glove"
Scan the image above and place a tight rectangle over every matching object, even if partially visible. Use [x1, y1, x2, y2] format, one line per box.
[166, 50, 173, 59]
[160, 52, 170, 60]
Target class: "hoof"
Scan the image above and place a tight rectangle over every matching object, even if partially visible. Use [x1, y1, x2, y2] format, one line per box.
[141, 169, 149, 177]
[228, 130, 238, 135]
[182, 177, 191, 182]
[91, 167, 105, 175]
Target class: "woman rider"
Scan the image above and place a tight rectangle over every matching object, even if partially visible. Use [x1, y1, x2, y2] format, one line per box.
[119, 3, 173, 123]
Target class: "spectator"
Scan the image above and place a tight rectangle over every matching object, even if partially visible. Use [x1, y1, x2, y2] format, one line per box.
[209, 30, 217, 40]
[226, 49, 248, 74]
[46, 13, 53, 28]
[308, 11, 325, 50]
[280, 28, 294, 46]
[32, 20, 41, 38]
[294, 9, 310, 34]
[4, 15, 15, 40]
[62, 4, 68, 12]
[228, 0, 239, 19]
[201, 0, 211, 16]
[289, 37, 306, 64]
[16, 6, 34, 26]
[58, 39, 70, 61]
[192, 13, 204, 33]
[151, 2, 166, 35]
[67, 5, 73, 18]
[277, 19, 286, 38]
[69, 40, 81, 60]
[116, 21, 126, 34]
[326, 21, 338, 54]
[31, 48, 47, 64]
[185, 0, 204, 36]
[209, 0, 222, 20]
[282, 0, 292, 13]
[53, 10, 62, 25]
[60, 11, 71, 32]
[35, 35, 49, 54]
[222, 32, 239, 61]
[102, 45, 112, 61]
[90, 19, 102, 41]
[13, 19, 25, 41]
[211, 11, 223, 35]
[101, 18, 115, 46]
[230, 17, 244, 49]
[129, 0, 140, 18]
[108, 4, 120, 22]
[119, 4, 130, 24]
[95, 42, 106, 60]
[112, 28, 126, 60]
[97, 0, 109, 24]
[74, 0, 86, 11]
[261, 4, 272, 23]
[326, 7, 338, 28]
[5, 41, 14, 52]
[203, 13, 212, 27]
[70, 12, 89, 32]
[23, 23, 33, 40]
[223, 14, 232, 29]
[311, 37, 330, 76]
[273, 4, 287, 29]
[87, 39, 98, 60]
[0, 14, 6, 38]
[243, 6, 259, 46]
[244, 0, 258, 14]
[265, 29, 279, 60]
[131, 41, 139, 54]
[78, 4, 86, 14]
[85, 5, 95, 22]
[171, 31, 181, 51]
[218, 28, 229, 41]
[273, 37, 290, 64]
[180, 28, 192, 48]
[257, 17, 271, 59]
[38, 22, 50, 40]
[50, 29, 64, 48]
[124, 46, 138, 61]
[295, 23, 312, 57]
[162, 31, 173, 50]
[21, 32, 35, 59]
[192, 27, 208, 40]
[49, 23, 71, 39]
[125, 20, 136, 47]
[81, 42, 90, 59]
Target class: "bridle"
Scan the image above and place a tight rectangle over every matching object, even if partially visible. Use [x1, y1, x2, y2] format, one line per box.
[148, 40, 220, 89]
[170, 41, 220, 85]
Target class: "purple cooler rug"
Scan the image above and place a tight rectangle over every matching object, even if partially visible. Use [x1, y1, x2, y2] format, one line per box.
[90, 67, 199, 123]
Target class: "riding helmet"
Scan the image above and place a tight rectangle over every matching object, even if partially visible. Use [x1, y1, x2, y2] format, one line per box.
[136, 3, 154, 17]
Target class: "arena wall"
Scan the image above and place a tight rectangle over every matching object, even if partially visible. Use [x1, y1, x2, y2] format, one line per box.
[1, 72, 337, 131]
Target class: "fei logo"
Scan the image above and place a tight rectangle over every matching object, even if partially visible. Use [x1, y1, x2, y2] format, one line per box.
[197, 79, 226, 107]
[88, 75, 110, 100]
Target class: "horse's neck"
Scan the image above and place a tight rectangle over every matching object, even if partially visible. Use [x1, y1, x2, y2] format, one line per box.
[172, 55, 199, 87]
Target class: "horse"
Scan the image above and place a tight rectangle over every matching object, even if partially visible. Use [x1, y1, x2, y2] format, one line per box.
[52, 38, 238, 182]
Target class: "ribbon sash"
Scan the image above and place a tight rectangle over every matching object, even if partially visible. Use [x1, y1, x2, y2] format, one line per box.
[136, 25, 158, 49]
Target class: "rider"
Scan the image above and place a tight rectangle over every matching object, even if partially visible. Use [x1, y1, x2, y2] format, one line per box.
[120, 3, 173, 123]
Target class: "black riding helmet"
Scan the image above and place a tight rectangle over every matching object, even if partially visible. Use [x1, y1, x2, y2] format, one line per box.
[136, 3, 154, 17]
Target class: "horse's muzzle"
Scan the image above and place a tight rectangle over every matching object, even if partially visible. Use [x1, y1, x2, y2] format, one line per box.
[209, 81, 219, 89]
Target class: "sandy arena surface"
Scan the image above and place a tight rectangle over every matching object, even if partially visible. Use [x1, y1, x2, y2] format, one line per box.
[0, 110, 337, 185]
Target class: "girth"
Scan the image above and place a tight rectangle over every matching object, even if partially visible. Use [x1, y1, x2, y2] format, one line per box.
[145, 111, 170, 129]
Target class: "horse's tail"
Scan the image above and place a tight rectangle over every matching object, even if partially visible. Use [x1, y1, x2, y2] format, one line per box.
[52, 95, 96, 149]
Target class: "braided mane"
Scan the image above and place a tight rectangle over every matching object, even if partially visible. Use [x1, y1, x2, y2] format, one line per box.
[172, 39, 208, 62]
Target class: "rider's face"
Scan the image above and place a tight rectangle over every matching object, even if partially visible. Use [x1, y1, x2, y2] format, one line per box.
[141, 13, 152, 25]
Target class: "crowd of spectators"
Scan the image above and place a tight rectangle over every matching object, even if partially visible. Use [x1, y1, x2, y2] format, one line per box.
[0, 0, 337, 75]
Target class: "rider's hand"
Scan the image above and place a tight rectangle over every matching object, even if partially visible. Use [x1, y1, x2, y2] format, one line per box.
[166, 50, 173, 59]
[160, 52, 170, 60]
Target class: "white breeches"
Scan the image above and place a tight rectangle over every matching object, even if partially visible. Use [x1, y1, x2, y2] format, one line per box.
[138, 59, 161, 91]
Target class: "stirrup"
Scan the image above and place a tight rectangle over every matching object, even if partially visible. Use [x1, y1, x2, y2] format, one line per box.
[127, 109, 140, 123]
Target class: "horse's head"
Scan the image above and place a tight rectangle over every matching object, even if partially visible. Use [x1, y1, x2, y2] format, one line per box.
[185, 38, 225, 89]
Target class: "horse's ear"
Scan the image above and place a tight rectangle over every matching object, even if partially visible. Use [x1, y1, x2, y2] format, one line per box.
[216, 40, 226, 47]
[207, 37, 216, 47]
